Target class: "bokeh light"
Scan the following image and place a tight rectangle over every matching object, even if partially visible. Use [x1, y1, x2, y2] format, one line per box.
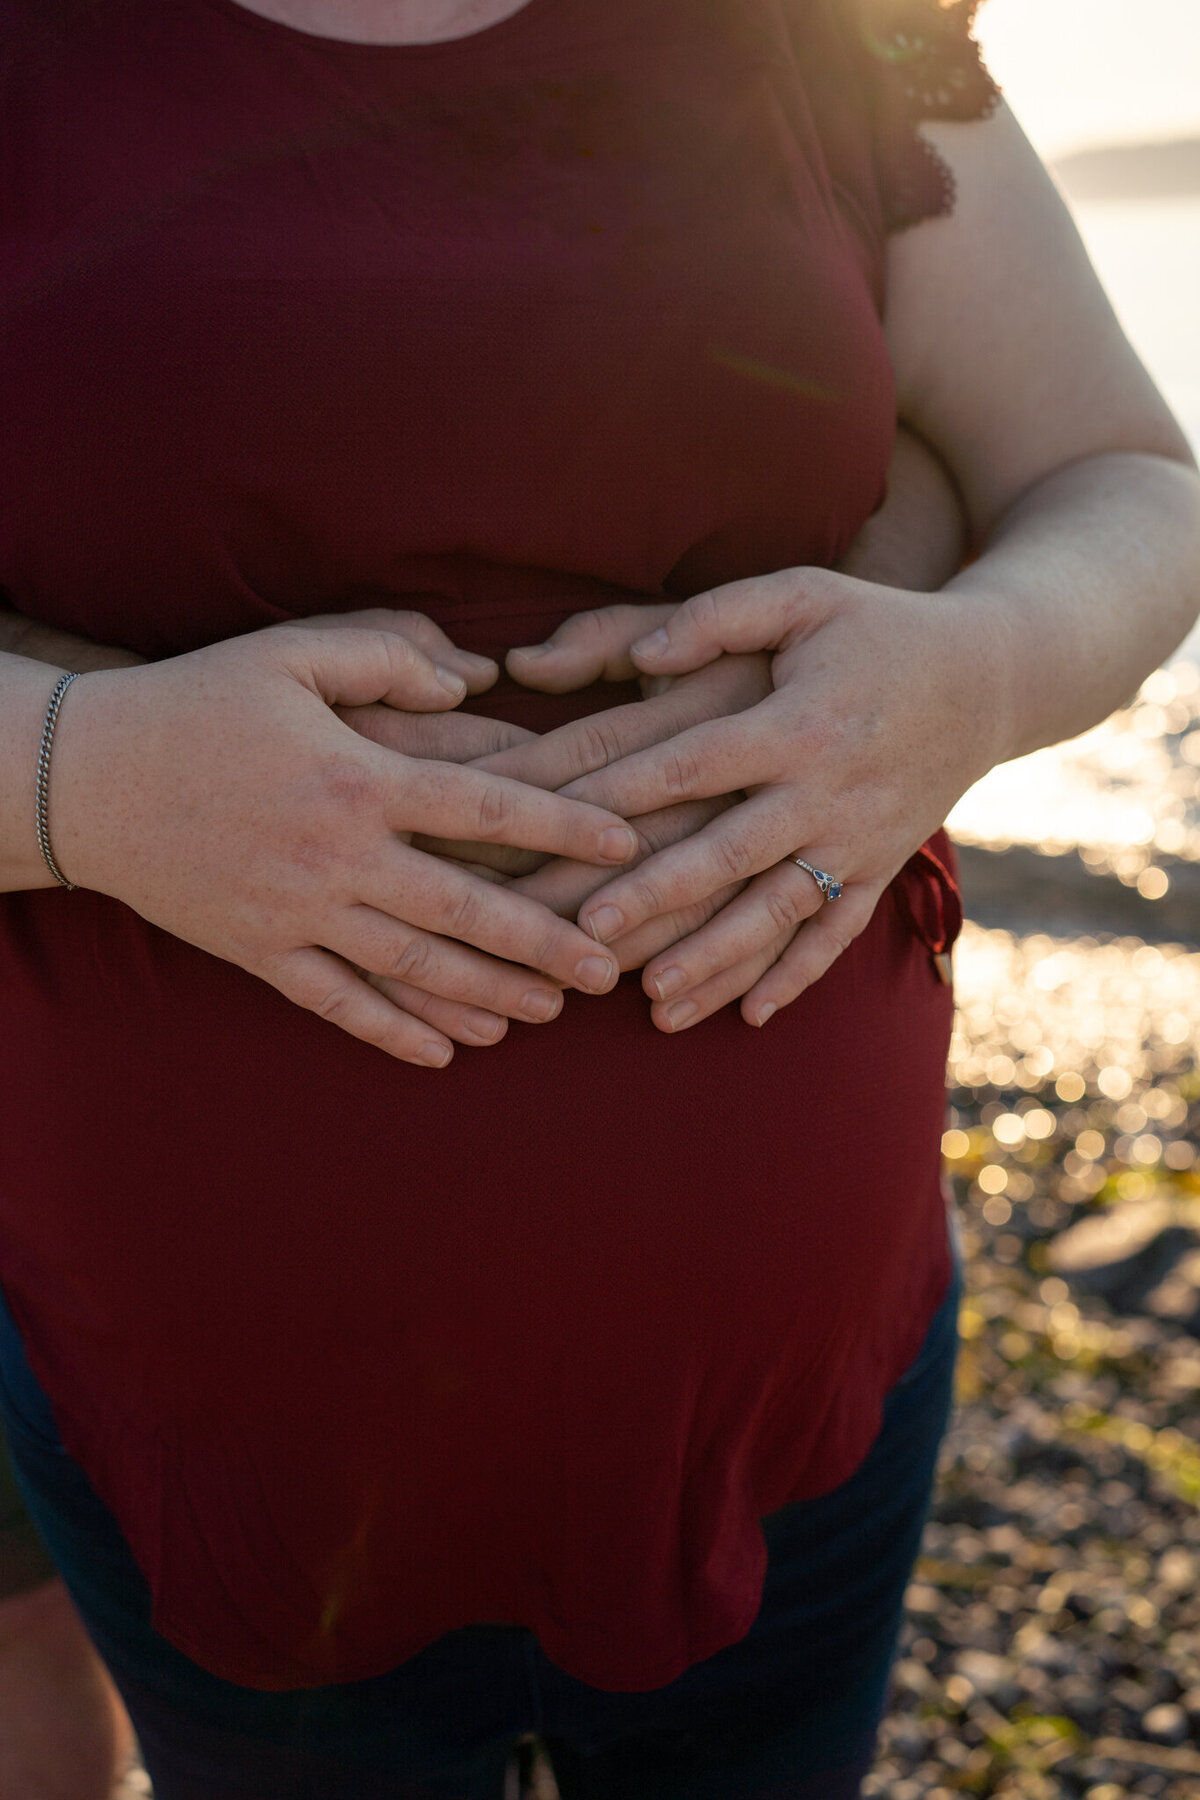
[948, 664, 1200, 890]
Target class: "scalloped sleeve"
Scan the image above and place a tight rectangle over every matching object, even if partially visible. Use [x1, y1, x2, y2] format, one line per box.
[851, 0, 1001, 229]
[799, 0, 1002, 237]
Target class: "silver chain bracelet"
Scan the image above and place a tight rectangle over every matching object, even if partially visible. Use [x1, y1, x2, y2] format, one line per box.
[34, 671, 83, 890]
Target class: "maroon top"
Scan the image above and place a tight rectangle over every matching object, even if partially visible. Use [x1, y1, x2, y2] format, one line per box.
[0, 0, 993, 1691]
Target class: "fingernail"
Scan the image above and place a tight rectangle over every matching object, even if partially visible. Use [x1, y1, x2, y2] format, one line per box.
[634, 628, 669, 662]
[599, 827, 637, 863]
[435, 664, 466, 694]
[419, 1043, 452, 1067]
[651, 964, 687, 1001]
[586, 904, 624, 943]
[464, 1010, 505, 1042]
[663, 999, 698, 1031]
[459, 651, 497, 672]
[754, 1002, 777, 1027]
[520, 989, 562, 1023]
[513, 643, 552, 658]
[575, 954, 617, 993]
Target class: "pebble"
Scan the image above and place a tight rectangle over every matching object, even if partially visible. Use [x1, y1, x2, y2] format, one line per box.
[873, 925, 1200, 1799]
[1046, 1201, 1196, 1308]
[1143, 1701, 1189, 1745]
[952, 1647, 1021, 1709]
[1057, 1673, 1106, 1734]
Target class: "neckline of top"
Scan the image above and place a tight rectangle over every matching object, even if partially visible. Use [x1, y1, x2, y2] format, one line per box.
[197, 0, 554, 56]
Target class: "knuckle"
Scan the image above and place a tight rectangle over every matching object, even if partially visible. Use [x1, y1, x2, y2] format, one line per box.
[311, 750, 378, 817]
[635, 815, 676, 855]
[310, 982, 361, 1030]
[687, 588, 722, 635]
[388, 934, 435, 986]
[440, 882, 483, 941]
[665, 901, 716, 941]
[528, 921, 570, 976]
[629, 872, 668, 917]
[764, 883, 803, 935]
[487, 721, 525, 756]
[579, 718, 624, 771]
[471, 778, 515, 839]
[695, 893, 729, 926]
[386, 631, 421, 668]
[459, 968, 500, 1011]
[712, 834, 753, 883]
[662, 746, 703, 801]
[389, 981, 439, 1022]
[288, 830, 338, 877]
[573, 608, 608, 648]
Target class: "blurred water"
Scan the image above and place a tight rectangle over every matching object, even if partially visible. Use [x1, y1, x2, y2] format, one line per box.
[948, 192, 1200, 874]
[1075, 195, 1200, 456]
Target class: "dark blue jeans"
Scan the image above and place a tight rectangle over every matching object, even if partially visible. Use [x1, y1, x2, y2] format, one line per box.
[0, 1246, 960, 1800]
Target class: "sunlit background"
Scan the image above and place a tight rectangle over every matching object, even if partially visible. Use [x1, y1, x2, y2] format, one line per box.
[942, 0, 1200, 1232]
[860, 17, 1200, 1797]
[951, 1, 1200, 888]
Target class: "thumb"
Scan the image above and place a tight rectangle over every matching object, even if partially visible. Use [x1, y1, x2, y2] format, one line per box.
[279, 625, 471, 712]
[290, 610, 499, 694]
[630, 570, 834, 673]
[507, 603, 675, 693]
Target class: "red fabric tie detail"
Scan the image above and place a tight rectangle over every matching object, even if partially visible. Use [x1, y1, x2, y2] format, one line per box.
[894, 828, 963, 958]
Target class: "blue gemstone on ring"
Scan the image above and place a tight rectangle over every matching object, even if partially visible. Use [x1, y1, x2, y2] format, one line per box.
[792, 857, 844, 901]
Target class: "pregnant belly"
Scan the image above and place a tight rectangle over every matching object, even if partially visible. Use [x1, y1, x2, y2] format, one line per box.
[0, 597, 958, 1688]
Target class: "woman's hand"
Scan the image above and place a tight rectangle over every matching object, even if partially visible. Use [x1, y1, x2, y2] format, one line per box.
[411, 604, 767, 883]
[49, 625, 638, 1065]
[405, 425, 972, 912]
[556, 568, 998, 1029]
[546, 100, 1200, 1034]
[0, 601, 563, 1052]
[507, 795, 744, 970]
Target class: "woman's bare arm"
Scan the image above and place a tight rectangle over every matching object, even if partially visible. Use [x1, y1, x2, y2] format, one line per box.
[0, 605, 145, 672]
[0, 630, 646, 1062]
[0, 653, 76, 889]
[546, 101, 1200, 1028]
[889, 103, 1199, 750]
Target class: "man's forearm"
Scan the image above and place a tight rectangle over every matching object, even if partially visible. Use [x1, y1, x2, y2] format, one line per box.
[837, 426, 969, 593]
[0, 603, 145, 672]
[0, 429, 964, 678]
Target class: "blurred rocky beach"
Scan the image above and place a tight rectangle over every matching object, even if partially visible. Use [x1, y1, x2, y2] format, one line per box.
[871, 910, 1200, 1800]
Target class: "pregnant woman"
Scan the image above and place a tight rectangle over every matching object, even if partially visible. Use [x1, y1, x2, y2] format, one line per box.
[1, 2, 1197, 1797]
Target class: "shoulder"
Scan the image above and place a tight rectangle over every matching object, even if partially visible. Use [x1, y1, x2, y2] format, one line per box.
[786, 0, 1002, 231]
